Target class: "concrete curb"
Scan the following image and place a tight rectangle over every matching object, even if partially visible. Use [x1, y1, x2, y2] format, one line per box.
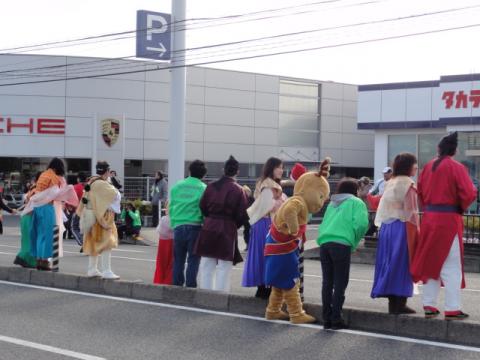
[1, 265, 479, 347]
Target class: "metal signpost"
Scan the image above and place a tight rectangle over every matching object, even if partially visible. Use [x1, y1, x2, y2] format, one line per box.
[136, 4, 186, 189]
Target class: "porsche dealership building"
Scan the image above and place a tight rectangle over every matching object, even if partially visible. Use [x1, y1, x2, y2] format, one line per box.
[0, 54, 373, 192]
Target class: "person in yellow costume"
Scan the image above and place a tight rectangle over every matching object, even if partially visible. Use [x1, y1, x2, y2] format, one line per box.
[264, 158, 331, 324]
[77, 161, 121, 279]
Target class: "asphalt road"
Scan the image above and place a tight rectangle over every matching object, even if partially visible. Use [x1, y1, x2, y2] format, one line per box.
[1, 282, 480, 360]
[2, 215, 480, 322]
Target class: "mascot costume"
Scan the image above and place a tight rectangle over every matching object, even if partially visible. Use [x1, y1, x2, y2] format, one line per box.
[264, 158, 331, 324]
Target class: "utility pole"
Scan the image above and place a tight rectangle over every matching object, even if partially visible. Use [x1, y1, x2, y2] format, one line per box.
[168, 0, 187, 190]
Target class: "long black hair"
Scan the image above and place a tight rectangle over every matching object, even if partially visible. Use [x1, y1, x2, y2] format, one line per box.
[433, 132, 458, 171]
[260, 157, 283, 183]
[48, 157, 65, 176]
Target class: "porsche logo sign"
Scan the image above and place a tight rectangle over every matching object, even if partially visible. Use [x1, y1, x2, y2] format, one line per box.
[101, 118, 120, 147]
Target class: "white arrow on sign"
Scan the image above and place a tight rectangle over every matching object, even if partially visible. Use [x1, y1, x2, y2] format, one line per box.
[146, 43, 167, 57]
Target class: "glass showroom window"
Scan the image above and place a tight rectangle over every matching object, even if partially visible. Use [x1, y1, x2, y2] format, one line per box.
[278, 129, 319, 147]
[388, 135, 417, 166]
[418, 134, 444, 168]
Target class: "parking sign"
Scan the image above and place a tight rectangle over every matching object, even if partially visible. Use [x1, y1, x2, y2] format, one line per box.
[136, 10, 171, 61]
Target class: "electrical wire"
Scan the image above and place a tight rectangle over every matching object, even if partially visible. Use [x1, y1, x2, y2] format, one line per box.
[0, 0, 367, 54]
[0, 21, 479, 87]
[0, 2, 477, 80]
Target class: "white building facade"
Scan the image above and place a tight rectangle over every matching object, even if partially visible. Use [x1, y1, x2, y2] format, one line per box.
[358, 73, 480, 183]
[0, 54, 373, 191]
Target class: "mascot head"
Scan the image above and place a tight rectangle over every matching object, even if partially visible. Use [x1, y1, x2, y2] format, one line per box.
[293, 157, 331, 214]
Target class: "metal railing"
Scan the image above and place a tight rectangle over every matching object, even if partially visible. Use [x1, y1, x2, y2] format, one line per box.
[363, 212, 480, 250]
[124, 177, 155, 201]
[123, 176, 341, 202]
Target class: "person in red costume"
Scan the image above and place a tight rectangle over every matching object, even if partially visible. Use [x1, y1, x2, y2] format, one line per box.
[411, 132, 477, 320]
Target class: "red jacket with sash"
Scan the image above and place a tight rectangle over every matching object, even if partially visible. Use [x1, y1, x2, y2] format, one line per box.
[411, 157, 477, 287]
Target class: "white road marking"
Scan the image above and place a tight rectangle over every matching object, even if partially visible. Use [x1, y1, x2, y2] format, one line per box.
[0, 244, 20, 249]
[110, 255, 156, 262]
[0, 243, 146, 254]
[1, 280, 479, 354]
[0, 334, 106, 360]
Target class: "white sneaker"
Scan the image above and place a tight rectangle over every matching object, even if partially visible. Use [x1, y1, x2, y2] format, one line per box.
[87, 269, 102, 278]
[102, 270, 120, 280]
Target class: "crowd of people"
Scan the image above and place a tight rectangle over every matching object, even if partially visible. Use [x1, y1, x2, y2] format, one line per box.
[2, 131, 477, 328]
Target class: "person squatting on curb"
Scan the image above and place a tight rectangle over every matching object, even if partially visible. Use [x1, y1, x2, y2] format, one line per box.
[371, 153, 419, 315]
[264, 158, 331, 324]
[412, 132, 477, 320]
[194, 156, 248, 292]
[317, 177, 369, 330]
[77, 161, 122, 280]
[169, 160, 207, 288]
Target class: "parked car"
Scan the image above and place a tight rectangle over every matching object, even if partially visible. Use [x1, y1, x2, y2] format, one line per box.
[3, 193, 23, 209]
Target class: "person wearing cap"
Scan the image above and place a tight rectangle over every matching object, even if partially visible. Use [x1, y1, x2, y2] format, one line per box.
[411, 132, 477, 320]
[369, 167, 393, 196]
[78, 161, 122, 279]
[282, 163, 307, 198]
[194, 156, 248, 292]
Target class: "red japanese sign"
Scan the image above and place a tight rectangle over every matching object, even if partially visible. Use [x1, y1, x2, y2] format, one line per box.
[442, 90, 480, 109]
[0, 118, 65, 135]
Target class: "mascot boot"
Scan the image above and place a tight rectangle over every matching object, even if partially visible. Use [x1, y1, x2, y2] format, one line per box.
[265, 287, 289, 320]
[284, 283, 316, 324]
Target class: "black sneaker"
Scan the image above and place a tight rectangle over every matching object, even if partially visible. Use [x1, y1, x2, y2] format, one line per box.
[445, 311, 469, 320]
[323, 321, 332, 330]
[331, 320, 349, 330]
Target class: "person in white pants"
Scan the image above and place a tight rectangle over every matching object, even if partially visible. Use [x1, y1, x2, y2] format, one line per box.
[78, 161, 122, 280]
[422, 235, 462, 315]
[193, 156, 249, 293]
[200, 258, 233, 292]
[412, 132, 477, 320]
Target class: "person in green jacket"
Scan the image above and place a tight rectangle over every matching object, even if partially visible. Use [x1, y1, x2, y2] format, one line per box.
[169, 160, 207, 288]
[120, 203, 143, 241]
[317, 177, 369, 330]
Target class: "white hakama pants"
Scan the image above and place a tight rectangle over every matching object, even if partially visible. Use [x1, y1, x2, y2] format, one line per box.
[422, 235, 462, 312]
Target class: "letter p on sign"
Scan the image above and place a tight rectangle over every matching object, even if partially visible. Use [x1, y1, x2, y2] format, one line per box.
[147, 14, 168, 40]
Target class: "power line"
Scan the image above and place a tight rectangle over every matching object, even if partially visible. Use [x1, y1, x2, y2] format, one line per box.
[0, 21, 479, 87]
[168, 3, 480, 61]
[0, 3, 477, 79]
[0, 0, 362, 55]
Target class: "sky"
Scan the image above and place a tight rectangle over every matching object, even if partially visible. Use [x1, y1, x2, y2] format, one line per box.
[1, 0, 480, 85]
